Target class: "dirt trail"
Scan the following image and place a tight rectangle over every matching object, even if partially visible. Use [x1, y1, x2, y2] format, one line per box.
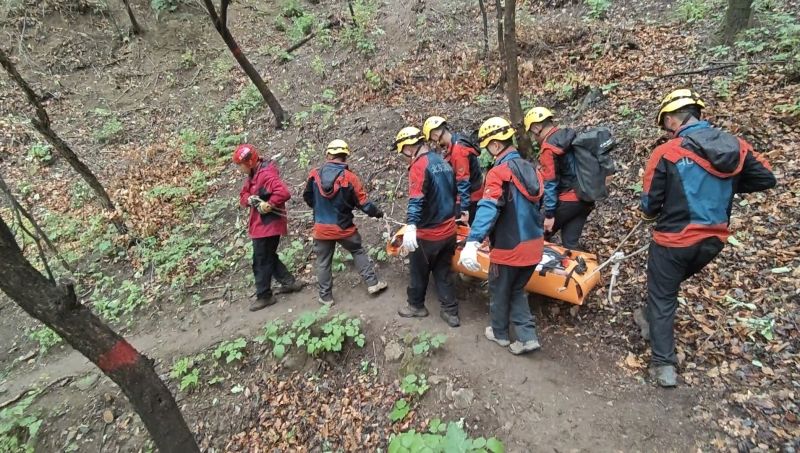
[3, 277, 701, 450]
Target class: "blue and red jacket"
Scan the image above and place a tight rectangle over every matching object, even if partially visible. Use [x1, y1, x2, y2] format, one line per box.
[445, 133, 484, 213]
[407, 150, 457, 241]
[468, 149, 545, 267]
[239, 159, 290, 239]
[539, 127, 579, 217]
[640, 121, 776, 248]
[303, 161, 382, 240]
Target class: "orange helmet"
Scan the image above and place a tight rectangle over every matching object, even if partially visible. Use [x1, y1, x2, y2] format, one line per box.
[232, 144, 259, 168]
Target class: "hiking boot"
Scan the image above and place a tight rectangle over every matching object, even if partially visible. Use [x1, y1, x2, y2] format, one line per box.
[484, 326, 510, 347]
[649, 365, 677, 388]
[633, 307, 650, 340]
[398, 305, 429, 318]
[275, 280, 304, 294]
[509, 338, 541, 355]
[249, 295, 276, 312]
[439, 311, 460, 328]
[318, 295, 335, 306]
[367, 281, 388, 295]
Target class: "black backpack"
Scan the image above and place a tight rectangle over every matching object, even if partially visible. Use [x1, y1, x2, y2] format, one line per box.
[569, 127, 616, 202]
[456, 131, 482, 156]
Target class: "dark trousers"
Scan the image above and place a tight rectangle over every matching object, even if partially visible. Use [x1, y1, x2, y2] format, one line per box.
[549, 200, 594, 250]
[488, 263, 538, 342]
[314, 232, 379, 299]
[646, 238, 724, 366]
[407, 236, 457, 314]
[252, 236, 295, 299]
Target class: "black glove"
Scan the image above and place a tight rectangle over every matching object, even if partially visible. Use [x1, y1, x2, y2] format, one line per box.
[374, 209, 385, 219]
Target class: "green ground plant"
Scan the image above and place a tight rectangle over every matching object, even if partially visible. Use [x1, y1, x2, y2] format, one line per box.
[150, 0, 179, 17]
[0, 391, 42, 453]
[222, 85, 263, 126]
[255, 307, 366, 359]
[92, 108, 124, 143]
[212, 337, 248, 364]
[278, 239, 306, 269]
[675, 0, 713, 23]
[411, 332, 447, 356]
[584, 0, 611, 20]
[28, 327, 62, 354]
[26, 143, 53, 166]
[170, 354, 206, 392]
[389, 420, 505, 453]
[341, 0, 384, 56]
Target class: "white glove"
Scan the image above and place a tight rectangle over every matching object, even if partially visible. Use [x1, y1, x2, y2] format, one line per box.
[459, 241, 481, 272]
[401, 225, 418, 253]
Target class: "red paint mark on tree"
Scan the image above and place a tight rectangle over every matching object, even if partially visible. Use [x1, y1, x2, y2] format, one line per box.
[232, 46, 242, 57]
[98, 340, 140, 372]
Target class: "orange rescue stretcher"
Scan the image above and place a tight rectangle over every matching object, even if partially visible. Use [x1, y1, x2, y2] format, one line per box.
[386, 225, 602, 305]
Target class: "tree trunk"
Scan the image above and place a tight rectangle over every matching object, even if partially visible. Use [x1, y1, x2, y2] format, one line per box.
[719, 0, 753, 45]
[201, 0, 288, 128]
[0, 174, 73, 275]
[0, 215, 200, 453]
[478, 0, 489, 60]
[502, 0, 533, 158]
[0, 49, 128, 235]
[495, 0, 506, 90]
[120, 0, 142, 35]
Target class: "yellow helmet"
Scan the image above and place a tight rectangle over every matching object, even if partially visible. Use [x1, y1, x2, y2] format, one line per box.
[394, 126, 424, 153]
[524, 107, 554, 131]
[657, 89, 706, 125]
[478, 117, 515, 148]
[325, 139, 350, 156]
[422, 116, 447, 140]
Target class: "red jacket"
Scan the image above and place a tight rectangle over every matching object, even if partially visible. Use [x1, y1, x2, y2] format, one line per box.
[239, 160, 290, 239]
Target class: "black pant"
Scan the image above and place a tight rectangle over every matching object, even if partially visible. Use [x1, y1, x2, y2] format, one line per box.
[467, 203, 478, 227]
[646, 238, 724, 366]
[488, 263, 538, 342]
[549, 200, 594, 250]
[407, 236, 457, 314]
[252, 236, 295, 299]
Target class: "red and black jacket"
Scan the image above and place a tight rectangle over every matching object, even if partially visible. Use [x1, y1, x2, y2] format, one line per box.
[539, 127, 579, 217]
[445, 133, 484, 213]
[303, 161, 382, 240]
[468, 149, 545, 267]
[640, 122, 775, 248]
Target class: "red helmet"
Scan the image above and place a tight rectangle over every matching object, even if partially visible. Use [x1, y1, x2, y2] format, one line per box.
[232, 144, 259, 168]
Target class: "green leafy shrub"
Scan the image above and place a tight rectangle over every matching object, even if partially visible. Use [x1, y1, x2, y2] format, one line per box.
[280, 0, 304, 18]
[170, 354, 206, 392]
[0, 392, 42, 453]
[288, 13, 318, 43]
[28, 327, 62, 354]
[26, 143, 53, 166]
[151, 0, 179, 17]
[222, 85, 263, 126]
[400, 374, 429, 397]
[389, 420, 505, 453]
[212, 337, 247, 364]
[584, 0, 611, 20]
[412, 332, 447, 356]
[341, 0, 384, 56]
[675, 0, 712, 23]
[255, 307, 366, 359]
[278, 239, 306, 269]
[92, 109, 124, 143]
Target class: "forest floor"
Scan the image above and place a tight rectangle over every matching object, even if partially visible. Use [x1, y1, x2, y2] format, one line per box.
[0, 0, 798, 451]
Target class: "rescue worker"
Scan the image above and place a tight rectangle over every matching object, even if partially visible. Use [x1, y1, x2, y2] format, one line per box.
[458, 117, 545, 354]
[303, 140, 388, 305]
[422, 116, 484, 224]
[525, 107, 592, 250]
[638, 89, 776, 387]
[234, 144, 303, 312]
[393, 126, 460, 328]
